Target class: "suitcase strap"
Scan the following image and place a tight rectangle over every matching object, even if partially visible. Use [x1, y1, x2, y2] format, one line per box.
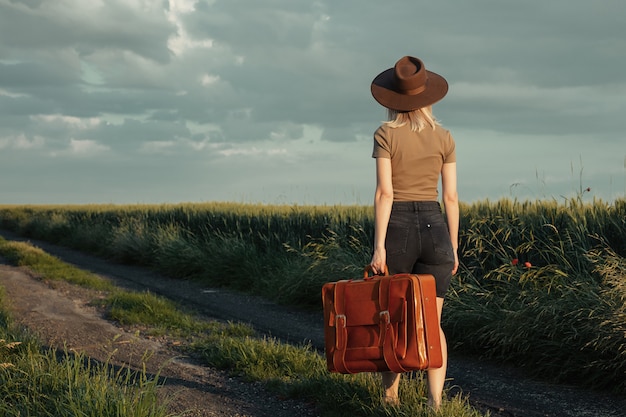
[333, 278, 408, 374]
[378, 277, 409, 374]
[332, 280, 351, 373]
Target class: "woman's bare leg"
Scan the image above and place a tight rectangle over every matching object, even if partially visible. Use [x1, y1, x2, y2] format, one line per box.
[427, 297, 447, 410]
[382, 371, 401, 403]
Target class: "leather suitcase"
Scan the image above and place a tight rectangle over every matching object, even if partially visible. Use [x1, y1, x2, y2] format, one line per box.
[322, 268, 442, 374]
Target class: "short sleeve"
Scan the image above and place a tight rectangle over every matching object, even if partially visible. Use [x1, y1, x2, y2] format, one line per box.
[372, 125, 391, 159]
[443, 130, 456, 163]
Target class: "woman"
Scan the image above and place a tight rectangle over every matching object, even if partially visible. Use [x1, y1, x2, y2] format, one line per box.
[369, 56, 459, 410]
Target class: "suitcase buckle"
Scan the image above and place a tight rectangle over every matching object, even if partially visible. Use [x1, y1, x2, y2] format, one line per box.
[334, 314, 348, 350]
[379, 310, 390, 324]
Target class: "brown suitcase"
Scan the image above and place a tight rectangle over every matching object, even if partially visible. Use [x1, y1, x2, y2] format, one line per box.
[322, 267, 442, 374]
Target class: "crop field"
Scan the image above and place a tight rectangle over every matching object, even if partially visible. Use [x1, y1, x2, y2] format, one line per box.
[0, 197, 625, 394]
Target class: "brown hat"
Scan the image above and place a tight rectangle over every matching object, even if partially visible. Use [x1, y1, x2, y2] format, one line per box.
[371, 56, 448, 111]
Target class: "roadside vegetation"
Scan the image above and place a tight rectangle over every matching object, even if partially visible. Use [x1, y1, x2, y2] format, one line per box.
[0, 287, 168, 417]
[0, 236, 483, 416]
[0, 197, 624, 396]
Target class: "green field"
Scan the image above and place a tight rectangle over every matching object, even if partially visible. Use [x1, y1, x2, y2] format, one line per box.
[0, 197, 624, 394]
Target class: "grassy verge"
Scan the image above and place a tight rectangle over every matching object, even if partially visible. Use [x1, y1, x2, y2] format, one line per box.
[0, 236, 486, 416]
[0, 287, 168, 417]
[0, 238, 114, 291]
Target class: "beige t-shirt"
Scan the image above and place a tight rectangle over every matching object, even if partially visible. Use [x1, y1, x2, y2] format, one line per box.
[372, 123, 456, 201]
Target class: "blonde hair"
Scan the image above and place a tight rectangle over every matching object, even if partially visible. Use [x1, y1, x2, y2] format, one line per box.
[384, 106, 440, 132]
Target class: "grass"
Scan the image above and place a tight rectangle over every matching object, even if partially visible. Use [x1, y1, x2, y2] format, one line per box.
[0, 198, 624, 395]
[0, 288, 169, 417]
[100, 290, 253, 339]
[193, 335, 481, 416]
[0, 236, 486, 416]
[444, 199, 626, 392]
[0, 238, 114, 291]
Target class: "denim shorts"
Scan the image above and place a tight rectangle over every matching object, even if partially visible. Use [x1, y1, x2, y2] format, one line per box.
[385, 201, 455, 298]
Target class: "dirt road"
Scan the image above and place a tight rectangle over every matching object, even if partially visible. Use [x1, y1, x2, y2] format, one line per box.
[1, 230, 624, 417]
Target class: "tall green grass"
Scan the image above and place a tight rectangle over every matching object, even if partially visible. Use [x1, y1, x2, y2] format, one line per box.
[0, 198, 625, 394]
[448, 198, 626, 391]
[0, 203, 372, 304]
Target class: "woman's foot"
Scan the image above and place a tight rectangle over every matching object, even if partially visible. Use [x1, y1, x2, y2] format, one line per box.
[427, 398, 441, 412]
[383, 395, 400, 406]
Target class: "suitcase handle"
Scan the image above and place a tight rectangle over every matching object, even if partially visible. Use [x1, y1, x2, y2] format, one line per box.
[363, 264, 389, 278]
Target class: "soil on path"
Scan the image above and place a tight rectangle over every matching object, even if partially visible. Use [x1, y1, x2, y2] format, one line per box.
[1, 230, 625, 417]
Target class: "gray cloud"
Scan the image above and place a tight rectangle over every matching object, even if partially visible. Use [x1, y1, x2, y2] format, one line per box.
[0, 0, 174, 63]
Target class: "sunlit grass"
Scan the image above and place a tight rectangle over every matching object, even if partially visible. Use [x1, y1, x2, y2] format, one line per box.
[0, 289, 168, 417]
[0, 238, 114, 291]
[192, 329, 485, 416]
[100, 290, 253, 338]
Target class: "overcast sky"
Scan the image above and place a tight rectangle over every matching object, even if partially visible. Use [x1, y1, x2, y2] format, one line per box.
[1, 0, 625, 206]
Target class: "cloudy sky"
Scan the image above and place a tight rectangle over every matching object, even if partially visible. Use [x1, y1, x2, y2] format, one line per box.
[1, 0, 625, 206]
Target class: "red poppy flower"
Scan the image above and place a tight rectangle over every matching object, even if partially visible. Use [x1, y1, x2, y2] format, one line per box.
[511, 258, 519, 266]
[524, 261, 532, 268]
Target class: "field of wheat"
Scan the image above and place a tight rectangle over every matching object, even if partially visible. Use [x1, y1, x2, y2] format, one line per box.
[0, 198, 624, 394]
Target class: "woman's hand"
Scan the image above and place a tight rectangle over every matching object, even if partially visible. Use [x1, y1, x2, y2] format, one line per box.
[452, 248, 459, 275]
[370, 247, 387, 275]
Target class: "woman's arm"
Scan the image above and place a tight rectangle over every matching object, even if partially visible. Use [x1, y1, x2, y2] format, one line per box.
[370, 157, 394, 275]
[441, 162, 459, 275]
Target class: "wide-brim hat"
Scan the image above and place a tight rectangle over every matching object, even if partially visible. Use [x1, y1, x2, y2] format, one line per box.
[371, 56, 448, 111]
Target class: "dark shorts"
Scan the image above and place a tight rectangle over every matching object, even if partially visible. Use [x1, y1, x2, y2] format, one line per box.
[385, 201, 455, 298]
